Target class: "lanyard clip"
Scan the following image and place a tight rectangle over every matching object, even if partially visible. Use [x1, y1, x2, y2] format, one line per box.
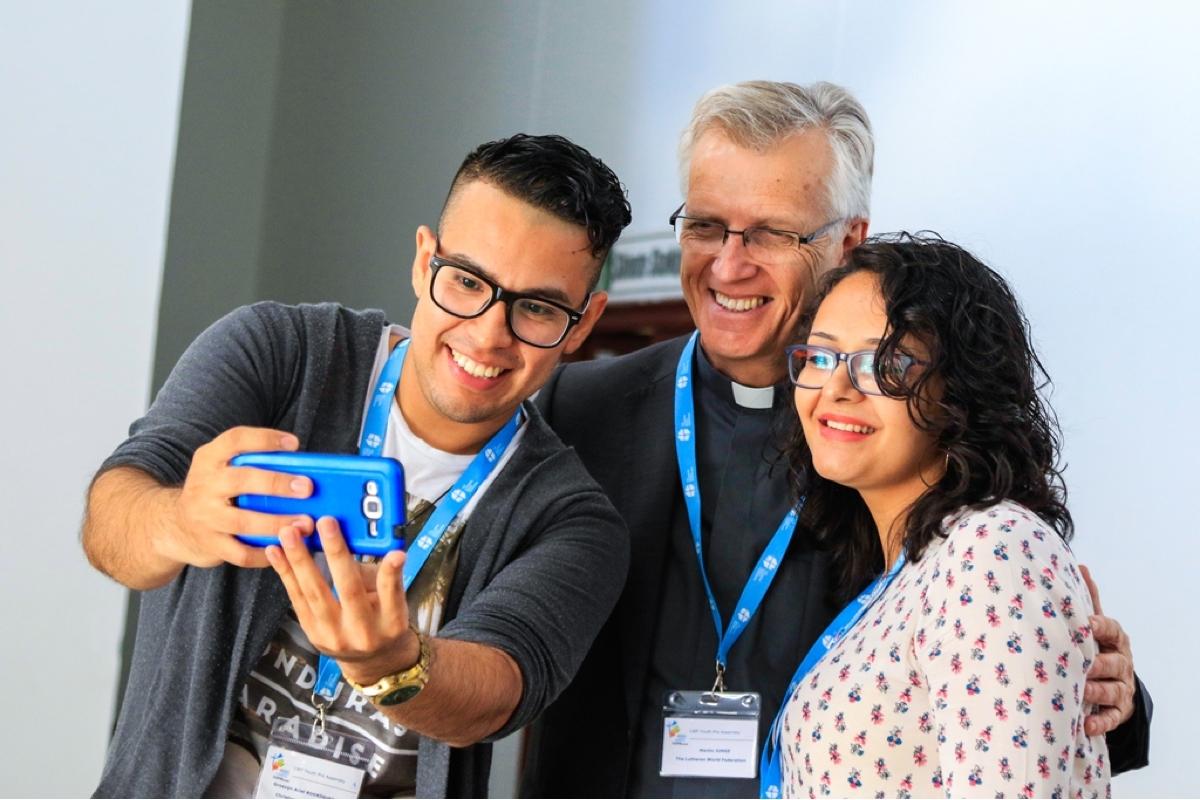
[311, 691, 329, 734]
[712, 661, 727, 693]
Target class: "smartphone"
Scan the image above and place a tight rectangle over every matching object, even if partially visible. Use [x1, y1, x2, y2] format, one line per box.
[231, 452, 406, 557]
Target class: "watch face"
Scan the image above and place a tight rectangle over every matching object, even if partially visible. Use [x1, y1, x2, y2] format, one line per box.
[378, 684, 423, 706]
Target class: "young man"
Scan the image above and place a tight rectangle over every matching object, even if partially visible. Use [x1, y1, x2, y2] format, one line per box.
[82, 133, 633, 798]
[523, 81, 1149, 797]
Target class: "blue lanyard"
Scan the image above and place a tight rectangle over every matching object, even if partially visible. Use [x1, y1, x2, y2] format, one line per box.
[674, 331, 802, 688]
[314, 338, 522, 701]
[758, 552, 907, 798]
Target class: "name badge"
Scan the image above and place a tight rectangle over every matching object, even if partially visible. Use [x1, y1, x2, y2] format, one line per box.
[254, 718, 375, 799]
[659, 690, 761, 779]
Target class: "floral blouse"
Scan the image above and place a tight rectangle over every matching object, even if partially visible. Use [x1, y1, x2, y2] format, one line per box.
[781, 501, 1110, 798]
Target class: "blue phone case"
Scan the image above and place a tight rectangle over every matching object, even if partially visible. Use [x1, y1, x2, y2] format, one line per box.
[231, 452, 406, 557]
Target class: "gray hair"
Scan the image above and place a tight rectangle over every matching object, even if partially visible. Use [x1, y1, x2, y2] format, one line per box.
[678, 80, 874, 223]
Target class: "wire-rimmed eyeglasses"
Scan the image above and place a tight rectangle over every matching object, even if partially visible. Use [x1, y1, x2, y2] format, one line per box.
[669, 203, 842, 263]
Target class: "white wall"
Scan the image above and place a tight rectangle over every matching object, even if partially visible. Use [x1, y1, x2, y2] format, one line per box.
[0, 2, 189, 795]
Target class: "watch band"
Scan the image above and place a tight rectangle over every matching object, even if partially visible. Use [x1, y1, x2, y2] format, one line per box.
[347, 626, 432, 705]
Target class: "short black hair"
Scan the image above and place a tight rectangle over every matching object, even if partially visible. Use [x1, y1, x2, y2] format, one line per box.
[788, 232, 1072, 603]
[441, 133, 632, 286]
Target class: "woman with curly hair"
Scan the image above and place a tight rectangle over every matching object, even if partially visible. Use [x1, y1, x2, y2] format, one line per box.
[763, 234, 1109, 798]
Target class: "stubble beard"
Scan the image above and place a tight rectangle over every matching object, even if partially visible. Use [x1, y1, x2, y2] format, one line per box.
[416, 362, 509, 427]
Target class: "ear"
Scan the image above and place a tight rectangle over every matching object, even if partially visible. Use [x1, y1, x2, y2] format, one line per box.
[561, 290, 608, 355]
[411, 225, 437, 298]
[827, 218, 869, 270]
[842, 218, 869, 250]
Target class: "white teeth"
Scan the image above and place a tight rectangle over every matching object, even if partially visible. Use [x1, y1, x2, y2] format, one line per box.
[825, 420, 876, 434]
[451, 348, 503, 379]
[714, 291, 766, 312]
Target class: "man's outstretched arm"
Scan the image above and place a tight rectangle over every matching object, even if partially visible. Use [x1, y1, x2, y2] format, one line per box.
[82, 427, 312, 591]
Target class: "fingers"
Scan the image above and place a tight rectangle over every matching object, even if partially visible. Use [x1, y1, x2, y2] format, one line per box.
[265, 540, 309, 620]
[1088, 613, 1130, 655]
[1089, 623, 1132, 676]
[317, 517, 369, 612]
[1087, 648, 1133, 682]
[215, 536, 272, 569]
[1083, 647, 1136, 734]
[267, 527, 335, 643]
[1084, 705, 1125, 737]
[278, 525, 337, 617]
[267, 517, 415, 677]
[376, 550, 408, 626]
[1083, 673, 1132, 708]
[171, 427, 308, 570]
[1082, 582, 1136, 731]
[221, 466, 312, 500]
[207, 426, 299, 461]
[192, 428, 305, 509]
[216, 505, 312, 536]
[1086, 651, 1134, 710]
[1078, 563, 1104, 616]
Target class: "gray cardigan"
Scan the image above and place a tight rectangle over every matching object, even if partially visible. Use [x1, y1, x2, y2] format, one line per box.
[94, 302, 629, 798]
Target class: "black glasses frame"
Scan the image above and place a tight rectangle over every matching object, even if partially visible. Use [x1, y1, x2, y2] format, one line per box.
[668, 203, 842, 250]
[785, 344, 924, 397]
[428, 255, 588, 349]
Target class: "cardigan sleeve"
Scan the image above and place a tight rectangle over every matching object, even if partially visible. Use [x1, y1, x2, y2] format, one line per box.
[435, 447, 630, 739]
[98, 302, 302, 484]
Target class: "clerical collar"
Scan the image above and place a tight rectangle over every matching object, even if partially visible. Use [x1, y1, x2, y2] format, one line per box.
[694, 342, 777, 410]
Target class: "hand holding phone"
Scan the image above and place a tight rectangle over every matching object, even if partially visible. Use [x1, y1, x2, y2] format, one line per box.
[232, 452, 407, 558]
[160, 426, 315, 572]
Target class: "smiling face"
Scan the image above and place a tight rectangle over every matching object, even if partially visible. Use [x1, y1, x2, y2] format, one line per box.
[794, 271, 943, 510]
[681, 127, 864, 387]
[402, 179, 606, 453]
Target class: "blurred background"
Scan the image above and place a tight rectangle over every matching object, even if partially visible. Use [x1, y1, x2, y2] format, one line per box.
[3, 0, 1196, 795]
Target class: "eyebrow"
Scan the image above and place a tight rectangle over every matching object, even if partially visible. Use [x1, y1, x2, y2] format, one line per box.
[809, 331, 882, 346]
[439, 250, 576, 306]
[687, 206, 815, 233]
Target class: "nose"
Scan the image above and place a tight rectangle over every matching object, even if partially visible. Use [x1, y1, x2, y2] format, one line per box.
[820, 359, 862, 402]
[709, 231, 758, 283]
[466, 300, 515, 350]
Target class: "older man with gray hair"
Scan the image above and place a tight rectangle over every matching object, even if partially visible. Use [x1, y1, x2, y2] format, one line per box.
[522, 80, 1148, 797]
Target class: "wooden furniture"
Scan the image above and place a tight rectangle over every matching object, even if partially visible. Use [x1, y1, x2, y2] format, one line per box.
[567, 299, 694, 362]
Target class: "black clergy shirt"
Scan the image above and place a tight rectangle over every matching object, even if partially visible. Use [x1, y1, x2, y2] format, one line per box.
[626, 345, 841, 798]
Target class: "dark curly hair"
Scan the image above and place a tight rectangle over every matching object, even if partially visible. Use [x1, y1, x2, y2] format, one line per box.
[442, 133, 632, 288]
[788, 232, 1073, 604]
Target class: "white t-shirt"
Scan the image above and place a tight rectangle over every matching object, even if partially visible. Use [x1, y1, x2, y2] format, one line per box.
[371, 325, 524, 523]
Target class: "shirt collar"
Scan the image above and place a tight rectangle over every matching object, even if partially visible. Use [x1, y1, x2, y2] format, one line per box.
[694, 342, 777, 411]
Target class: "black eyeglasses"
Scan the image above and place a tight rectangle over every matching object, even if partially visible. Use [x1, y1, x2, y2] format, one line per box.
[669, 203, 842, 263]
[786, 344, 925, 396]
[428, 254, 589, 348]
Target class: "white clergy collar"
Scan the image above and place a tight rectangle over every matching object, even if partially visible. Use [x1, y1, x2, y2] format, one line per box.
[730, 381, 775, 410]
[694, 339, 779, 410]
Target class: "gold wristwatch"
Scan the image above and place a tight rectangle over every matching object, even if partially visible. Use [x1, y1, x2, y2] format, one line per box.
[347, 629, 432, 706]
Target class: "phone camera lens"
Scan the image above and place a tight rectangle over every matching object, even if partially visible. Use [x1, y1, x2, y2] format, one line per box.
[362, 496, 383, 520]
